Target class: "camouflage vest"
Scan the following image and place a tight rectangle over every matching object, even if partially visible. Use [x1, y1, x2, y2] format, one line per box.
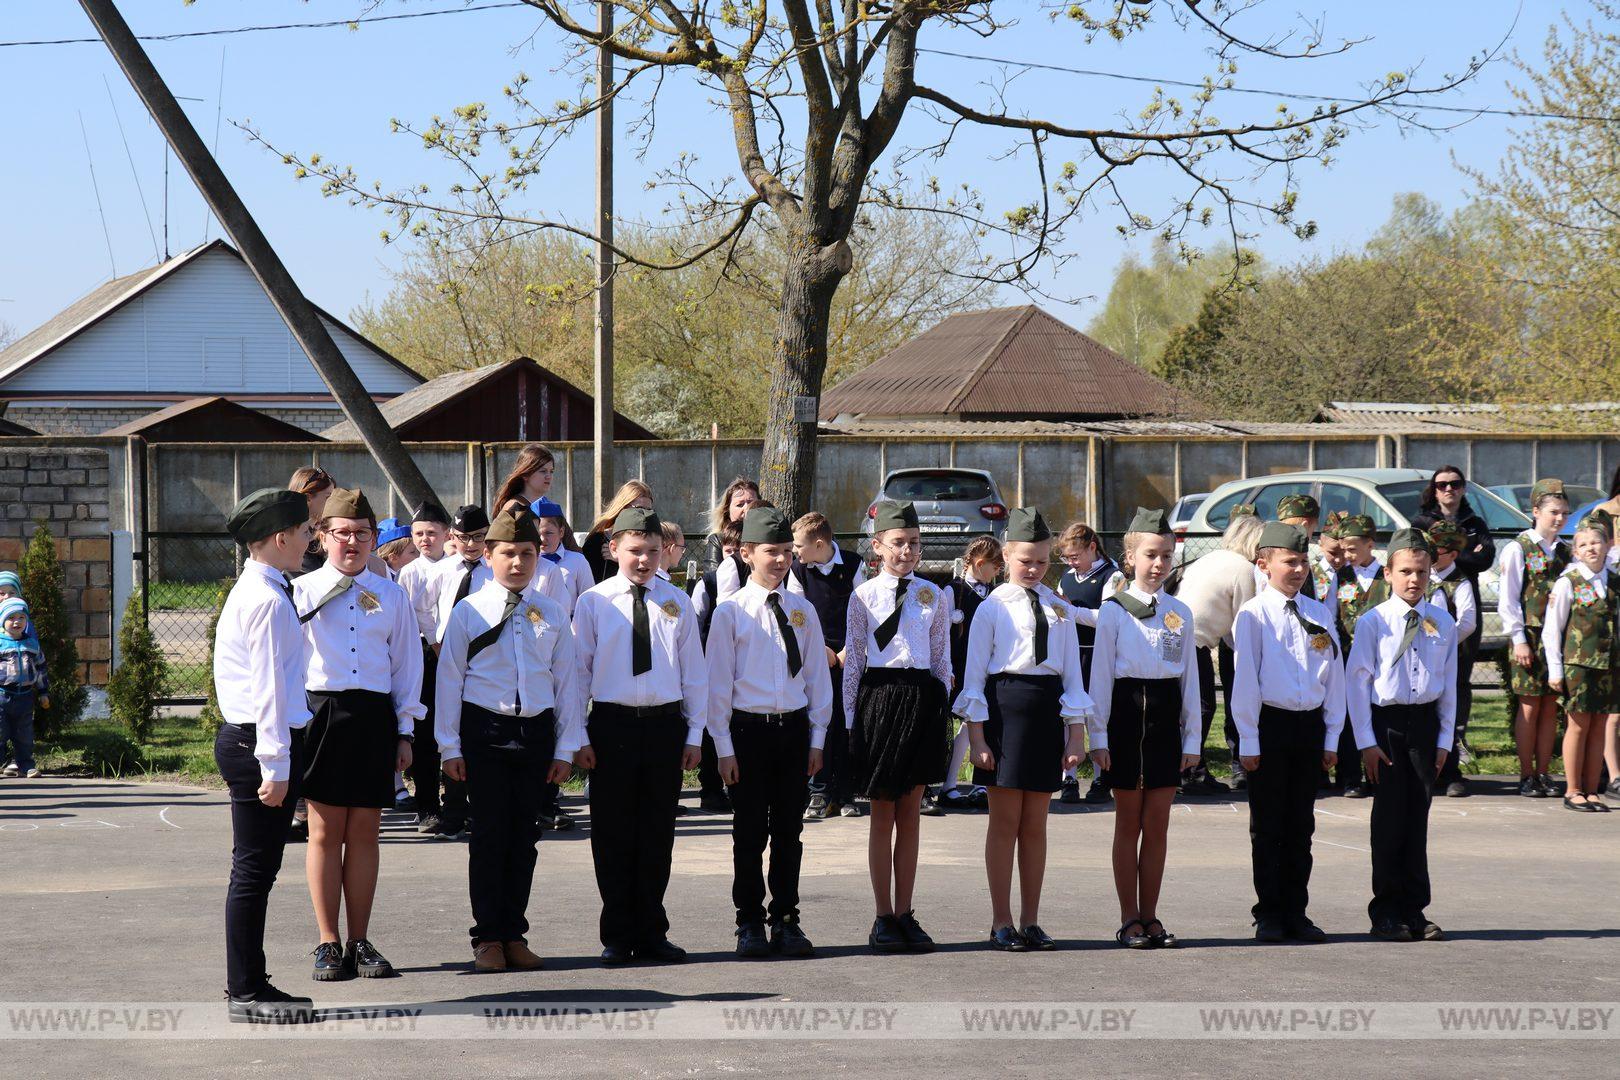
[1427, 574, 1460, 617]
[1311, 560, 1334, 603]
[1334, 562, 1389, 646]
[1558, 567, 1617, 670]
[1516, 534, 1570, 629]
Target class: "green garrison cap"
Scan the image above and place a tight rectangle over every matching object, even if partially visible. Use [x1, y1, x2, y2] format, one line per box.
[227, 488, 309, 545]
[740, 506, 794, 545]
[322, 486, 374, 523]
[1257, 521, 1309, 553]
[1425, 520, 1468, 551]
[486, 508, 541, 545]
[1126, 506, 1174, 536]
[1337, 513, 1376, 539]
[1003, 507, 1052, 543]
[612, 506, 663, 537]
[1386, 527, 1434, 559]
[1530, 478, 1567, 505]
[1276, 493, 1321, 520]
[872, 500, 919, 533]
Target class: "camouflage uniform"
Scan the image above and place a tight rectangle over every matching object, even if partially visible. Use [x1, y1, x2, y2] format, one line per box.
[1510, 533, 1571, 698]
[1334, 563, 1390, 654]
[1555, 567, 1619, 713]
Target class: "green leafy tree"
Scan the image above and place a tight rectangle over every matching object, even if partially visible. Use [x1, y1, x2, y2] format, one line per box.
[1088, 241, 1255, 370]
[196, 581, 231, 735]
[19, 521, 86, 738]
[107, 594, 169, 744]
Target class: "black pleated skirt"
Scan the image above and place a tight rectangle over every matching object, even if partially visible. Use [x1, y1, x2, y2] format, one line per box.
[1101, 676, 1183, 792]
[302, 688, 397, 808]
[972, 673, 1065, 792]
[851, 667, 948, 800]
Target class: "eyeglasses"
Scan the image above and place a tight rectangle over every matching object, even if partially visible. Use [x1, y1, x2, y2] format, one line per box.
[1434, 479, 1465, 490]
[327, 528, 374, 544]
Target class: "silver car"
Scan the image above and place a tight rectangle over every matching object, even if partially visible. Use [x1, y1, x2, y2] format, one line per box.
[861, 467, 1008, 571]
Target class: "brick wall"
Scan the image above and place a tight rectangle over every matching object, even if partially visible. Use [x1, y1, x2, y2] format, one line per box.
[257, 406, 344, 434]
[0, 448, 113, 686]
[7, 406, 150, 436]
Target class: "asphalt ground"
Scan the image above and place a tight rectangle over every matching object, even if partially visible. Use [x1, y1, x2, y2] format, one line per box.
[0, 776, 1616, 1078]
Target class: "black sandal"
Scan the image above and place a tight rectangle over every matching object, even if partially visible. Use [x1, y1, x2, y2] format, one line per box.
[1143, 919, 1178, 948]
[1115, 919, 1150, 949]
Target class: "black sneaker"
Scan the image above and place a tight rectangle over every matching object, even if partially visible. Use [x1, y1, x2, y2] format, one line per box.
[436, 817, 467, 840]
[735, 923, 771, 959]
[227, 982, 317, 1025]
[804, 794, 829, 821]
[1408, 918, 1446, 942]
[311, 941, 350, 981]
[346, 939, 395, 978]
[771, 920, 815, 958]
[416, 813, 443, 835]
[1519, 775, 1540, 798]
[1059, 778, 1081, 804]
[1370, 920, 1414, 943]
[869, 914, 909, 954]
[896, 910, 936, 953]
[1082, 780, 1112, 805]
[1284, 916, 1328, 944]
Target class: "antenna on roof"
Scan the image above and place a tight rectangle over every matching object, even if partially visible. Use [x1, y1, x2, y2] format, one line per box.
[77, 109, 117, 278]
[104, 73, 160, 265]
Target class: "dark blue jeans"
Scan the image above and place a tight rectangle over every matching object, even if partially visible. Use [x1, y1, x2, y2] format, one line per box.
[1, 689, 35, 772]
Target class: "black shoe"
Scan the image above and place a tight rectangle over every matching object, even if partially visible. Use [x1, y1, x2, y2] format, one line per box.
[804, 794, 829, 821]
[636, 938, 688, 963]
[1177, 777, 1206, 797]
[287, 818, 308, 844]
[311, 941, 350, 982]
[869, 914, 909, 954]
[1082, 781, 1113, 805]
[545, 811, 575, 832]
[1254, 917, 1288, 944]
[1537, 773, 1560, 798]
[735, 923, 771, 959]
[1520, 775, 1540, 798]
[967, 785, 989, 810]
[1020, 924, 1057, 950]
[227, 982, 317, 1025]
[1342, 784, 1367, 799]
[600, 944, 634, 965]
[771, 920, 815, 958]
[1444, 780, 1469, 798]
[1228, 776, 1248, 792]
[436, 817, 467, 840]
[346, 939, 394, 978]
[1198, 774, 1230, 794]
[1285, 916, 1327, 944]
[393, 790, 416, 813]
[1371, 919, 1414, 942]
[1608, 778, 1620, 798]
[919, 790, 944, 817]
[1143, 919, 1178, 949]
[896, 910, 936, 953]
[1409, 918, 1445, 942]
[989, 925, 1028, 951]
[939, 786, 972, 811]
[416, 813, 442, 835]
[1060, 778, 1081, 804]
[700, 791, 732, 813]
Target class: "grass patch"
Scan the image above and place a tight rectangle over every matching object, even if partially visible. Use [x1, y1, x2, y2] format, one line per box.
[36, 713, 220, 785]
[146, 580, 224, 612]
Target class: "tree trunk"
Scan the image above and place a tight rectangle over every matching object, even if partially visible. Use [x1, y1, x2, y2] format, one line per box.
[759, 237, 852, 516]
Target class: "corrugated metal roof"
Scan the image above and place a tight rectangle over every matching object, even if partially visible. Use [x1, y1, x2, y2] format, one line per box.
[819, 305, 1201, 421]
[1317, 401, 1620, 432]
[818, 417, 1387, 438]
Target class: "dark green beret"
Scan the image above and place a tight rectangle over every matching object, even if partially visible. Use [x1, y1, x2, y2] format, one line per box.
[486, 508, 541, 545]
[413, 501, 452, 526]
[322, 486, 374, 523]
[453, 504, 489, 533]
[227, 488, 309, 545]
[1530, 478, 1566, 505]
[1338, 513, 1376, 539]
[1126, 506, 1173, 535]
[741, 506, 793, 545]
[1004, 507, 1052, 543]
[1276, 494, 1320, 520]
[1425, 520, 1467, 550]
[612, 506, 663, 537]
[1257, 521, 1308, 553]
[1386, 527, 1434, 559]
[872, 500, 919, 533]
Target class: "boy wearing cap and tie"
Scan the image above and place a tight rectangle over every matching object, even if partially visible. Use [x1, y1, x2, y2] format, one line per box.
[707, 507, 834, 959]
[1325, 513, 1387, 798]
[214, 488, 319, 1023]
[430, 505, 494, 647]
[572, 506, 707, 964]
[435, 509, 583, 972]
[1425, 521, 1478, 798]
[1345, 528, 1456, 943]
[1230, 521, 1345, 944]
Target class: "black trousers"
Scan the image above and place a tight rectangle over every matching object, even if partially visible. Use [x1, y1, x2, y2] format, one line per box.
[215, 722, 304, 997]
[1436, 643, 1475, 787]
[586, 706, 688, 949]
[699, 730, 724, 798]
[462, 705, 554, 945]
[808, 675, 853, 804]
[409, 644, 467, 821]
[1248, 705, 1325, 921]
[1193, 643, 1239, 779]
[1368, 702, 1439, 925]
[728, 711, 812, 925]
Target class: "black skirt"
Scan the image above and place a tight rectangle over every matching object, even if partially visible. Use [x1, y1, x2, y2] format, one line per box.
[302, 689, 397, 808]
[1101, 676, 1184, 792]
[851, 667, 948, 800]
[972, 673, 1065, 793]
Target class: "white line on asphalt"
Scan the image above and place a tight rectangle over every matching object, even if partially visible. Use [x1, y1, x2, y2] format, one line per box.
[1317, 838, 1371, 854]
[159, 807, 183, 830]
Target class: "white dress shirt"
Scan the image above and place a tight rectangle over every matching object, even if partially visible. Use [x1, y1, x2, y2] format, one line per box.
[1344, 596, 1457, 752]
[571, 573, 708, 745]
[1228, 587, 1346, 756]
[293, 563, 425, 733]
[397, 551, 447, 640]
[841, 570, 954, 728]
[1429, 562, 1477, 641]
[785, 545, 869, 597]
[434, 578, 583, 764]
[1497, 530, 1565, 645]
[705, 579, 835, 756]
[543, 548, 595, 616]
[214, 559, 311, 782]
[953, 582, 1093, 725]
[1085, 585, 1202, 754]
[1542, 563, 1610, 685]
[431, 554, 564, 642]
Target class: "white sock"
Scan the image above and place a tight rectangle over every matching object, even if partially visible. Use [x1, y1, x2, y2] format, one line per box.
[943, 723, 972, 791]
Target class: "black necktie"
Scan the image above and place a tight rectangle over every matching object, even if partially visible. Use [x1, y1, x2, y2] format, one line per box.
[297, 573, 353, 625]
[766, 592, 803, 677]
[467, 590, 523, 664]
[1389, 609, 1421, 675]
[278, 575, 295, 607]
[454, 559, 480, 605]
[1026, 587, 1048, 664]
[873, 577, 910, 650]
[631, 584, 652, 675]
[1284, 598, 1337, 658]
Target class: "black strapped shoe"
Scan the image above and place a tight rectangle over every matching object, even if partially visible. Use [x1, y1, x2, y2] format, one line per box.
[311, 941, 350, 982]
[771, 920, 815, 958]
[227, 982, 317, 1025]
[735, 923, 771, 959]
[346, 939, 395, 978]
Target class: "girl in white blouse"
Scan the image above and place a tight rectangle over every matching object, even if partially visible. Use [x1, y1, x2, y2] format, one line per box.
[1086, 508, 1202, 950]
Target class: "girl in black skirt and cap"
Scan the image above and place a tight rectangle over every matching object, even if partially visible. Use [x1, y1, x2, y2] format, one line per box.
[956, 508, 1092, 951]
[844, 500, 954, 953]
[293, 487, 424, 982]
[1086, 507, 1202, 950]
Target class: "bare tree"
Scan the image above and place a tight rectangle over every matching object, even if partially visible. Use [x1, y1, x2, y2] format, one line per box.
[249, 0, 1488, 514]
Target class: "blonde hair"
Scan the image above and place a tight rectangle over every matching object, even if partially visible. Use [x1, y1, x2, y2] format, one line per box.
[1220, 513, 1264, 561]
[1056, 521, 1100, 556]
[659, 520, 685, 546]
[589, 480, 655, 536]
[792, 511, 833, 543]
[1120, 531, 1173, 578]
[710, 477, 761, 535]
[377, 537, 414, 561]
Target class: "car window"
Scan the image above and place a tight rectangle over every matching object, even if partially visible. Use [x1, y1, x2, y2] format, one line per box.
[883, 471, 993, 502]
[1202, 487, 1257, 530]
[1318, 483, 1395, 529]
[1251, 482, 1312, 521]
[1380, 479, 1529, 531]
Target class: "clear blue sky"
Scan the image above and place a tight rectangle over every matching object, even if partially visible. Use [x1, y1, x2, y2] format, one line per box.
[0, 0, 1572, 342]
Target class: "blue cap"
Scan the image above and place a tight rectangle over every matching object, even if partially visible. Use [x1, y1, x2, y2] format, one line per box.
[0, 571, 20, 593]
[376, 517, 412, 547]
[0, 597, 29, 623]
[529, 497, 566, 520]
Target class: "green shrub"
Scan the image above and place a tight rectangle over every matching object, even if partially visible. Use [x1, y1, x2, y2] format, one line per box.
[79, 730, 150, 778]
[20, 520, 86, 738]
[196, 581, 231, 735]
[107, 593, 169, 743]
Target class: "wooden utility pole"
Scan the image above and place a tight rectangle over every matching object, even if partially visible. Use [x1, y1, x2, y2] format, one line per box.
[79, 0, 436, 511]
[592, 0, 615, 515]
